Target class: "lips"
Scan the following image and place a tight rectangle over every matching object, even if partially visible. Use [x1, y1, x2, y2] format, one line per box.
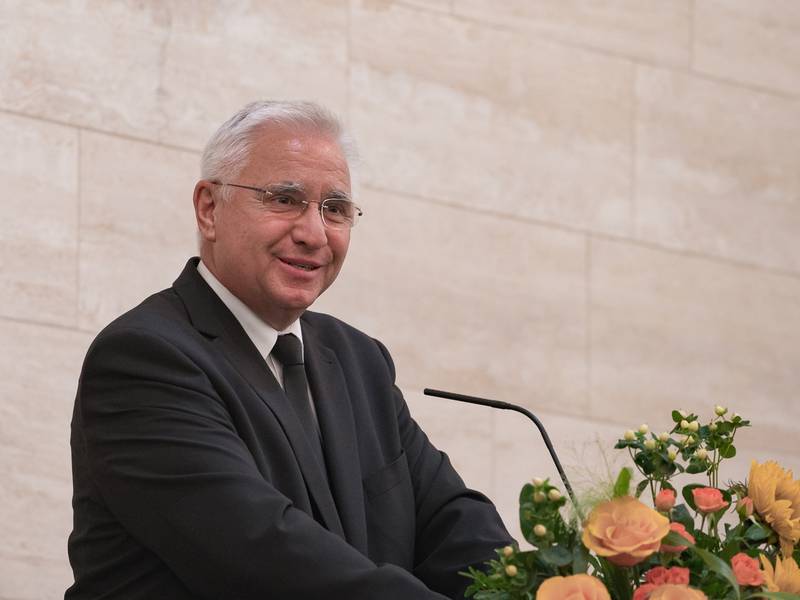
[279, 257, 321, 271]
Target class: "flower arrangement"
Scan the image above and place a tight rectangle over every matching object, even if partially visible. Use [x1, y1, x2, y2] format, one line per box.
[463, 407, 800, 599]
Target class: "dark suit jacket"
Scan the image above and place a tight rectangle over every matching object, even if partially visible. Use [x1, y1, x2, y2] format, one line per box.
[66, 259, 512, 599]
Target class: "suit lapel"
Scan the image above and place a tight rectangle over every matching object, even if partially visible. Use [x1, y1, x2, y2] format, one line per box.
[302, 318, 368, 554]
[172, 259, 344, 538]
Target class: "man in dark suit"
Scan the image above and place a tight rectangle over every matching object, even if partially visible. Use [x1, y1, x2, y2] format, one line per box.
[67, 101, 512, 599]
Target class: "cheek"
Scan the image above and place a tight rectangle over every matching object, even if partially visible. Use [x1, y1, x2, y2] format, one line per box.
[331, 233, 351, 263]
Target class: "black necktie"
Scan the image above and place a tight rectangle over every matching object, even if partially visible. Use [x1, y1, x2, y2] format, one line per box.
[272, 334, 326, 471]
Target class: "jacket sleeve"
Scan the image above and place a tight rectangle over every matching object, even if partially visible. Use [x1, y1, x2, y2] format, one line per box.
[373, 340, 515, 598]
[76, 326, 452, 599]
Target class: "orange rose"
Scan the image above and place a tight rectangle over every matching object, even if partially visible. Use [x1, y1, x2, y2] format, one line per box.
[644, 566, 690, 585]
[536, 574, 610, 600]
[731, 552, 764, 587]
[692, 487, 729, 513]
[660, 522, 695, 554]
[582, 496, 670, 567]
[655, 489, 676, 512]
[649, 584, 707, 599]
[633, 583, 657, 600]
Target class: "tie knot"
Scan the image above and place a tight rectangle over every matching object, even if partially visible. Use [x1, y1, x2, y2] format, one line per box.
[272, 334, 304, 366]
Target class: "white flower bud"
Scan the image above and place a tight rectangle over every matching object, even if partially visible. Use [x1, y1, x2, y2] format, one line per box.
[533, 524, 547, 537]
[502, 545, 514, 557]
[658, 432, 670, 442]
[639, 424, 649, 435]
[644, 439, 657, 450]
[709, 422, 718, 432]
[533, 491, 546, 503]
[624, 430, 636, 441]
[532, 477, 544, 487]
[715, 405, 727, 416]
[688, 421, 699, 432]
[547, 489, 561, 501]
[667, 449, 678, 461]
[680, 420, 690, 430]
[505, 564, 518, 577]
[695, 448, 708, 461]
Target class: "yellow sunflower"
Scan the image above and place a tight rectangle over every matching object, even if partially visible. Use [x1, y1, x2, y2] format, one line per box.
[748, 460, 800, 554]
[760, 554, 800, 594]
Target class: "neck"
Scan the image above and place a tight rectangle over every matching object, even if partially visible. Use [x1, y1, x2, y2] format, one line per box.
[197, 252, 302, 332]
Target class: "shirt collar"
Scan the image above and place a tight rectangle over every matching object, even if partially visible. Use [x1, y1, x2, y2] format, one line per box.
[196, 260, 303, 360]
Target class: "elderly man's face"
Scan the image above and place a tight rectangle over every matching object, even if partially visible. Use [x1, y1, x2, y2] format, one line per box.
[196, 126, 351, 329]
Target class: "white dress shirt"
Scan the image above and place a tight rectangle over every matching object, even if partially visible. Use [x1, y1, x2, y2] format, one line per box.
[196, 260, 319, 429]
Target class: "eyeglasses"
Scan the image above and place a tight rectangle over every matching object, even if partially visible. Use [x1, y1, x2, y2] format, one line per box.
[210, 181, 362, 230]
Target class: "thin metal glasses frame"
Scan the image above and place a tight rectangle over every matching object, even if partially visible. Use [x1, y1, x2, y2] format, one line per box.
[209, 180, 362, 229]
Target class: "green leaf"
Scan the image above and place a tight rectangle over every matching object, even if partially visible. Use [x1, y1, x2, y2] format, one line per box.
[663, 530, 693, 548]
[635, 479, 649, 499]
[571, 544, 589, 574]
[519, 483, 535, 504]
[744, 522, 771, 542]
[598, 558, 633, 600]
[613, 467, 632, 498]
[716, 421, 734, 435]
[473, 591, 512, 600]
[614, 440, 641, 450]
[692, 545, 741, 600]
[651, 454, 679, 479]
[671, 410, 683, 423]
[719, 442, 737, 459]
[744, 594, 800, 599]
[519, 484, 537, 542]
[537, 545, 572, 568]
[682, 483, 703, 511]
[686, 459, 707, 474]
[586, 553, 602, 574]
[634, 452, 655, 475]
[672, 503, 695, 531]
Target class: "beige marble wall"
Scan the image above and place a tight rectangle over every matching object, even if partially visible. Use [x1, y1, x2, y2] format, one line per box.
[1, 1, 798, 597]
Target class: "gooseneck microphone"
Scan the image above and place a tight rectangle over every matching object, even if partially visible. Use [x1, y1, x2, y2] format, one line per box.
[423, 387, 583, 520]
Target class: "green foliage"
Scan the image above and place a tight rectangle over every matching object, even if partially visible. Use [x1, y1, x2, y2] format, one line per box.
[518, 479, 569, 548]
[692, 545, 741, 599]
[613, 468, 632, 498]
[682, 483, 703, 511]
[635, 479, 649, 498]
[672, 503, 695, 531]
[744, 523, 771, 543]
[597, 558, 633, 600]
[538, 546, 572, 568]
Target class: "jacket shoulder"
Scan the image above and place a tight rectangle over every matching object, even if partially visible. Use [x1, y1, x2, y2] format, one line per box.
[91, 287, 192, 348]
[301, 310, 382, 350]
[301, 310, 394, 372]
[302, 310, 367, 338]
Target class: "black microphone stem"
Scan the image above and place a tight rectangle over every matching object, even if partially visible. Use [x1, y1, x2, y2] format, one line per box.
[424, 387, 583, 521]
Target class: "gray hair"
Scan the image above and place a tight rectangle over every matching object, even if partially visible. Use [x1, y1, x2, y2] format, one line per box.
[201, 100, 358, 200]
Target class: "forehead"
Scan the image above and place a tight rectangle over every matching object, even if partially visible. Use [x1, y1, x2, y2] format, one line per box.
[241, 125, 350, 190]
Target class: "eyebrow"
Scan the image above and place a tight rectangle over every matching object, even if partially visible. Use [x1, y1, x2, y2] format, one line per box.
[265, 181, 352, 202]
[264, 181, 305, 195]
[326, 189, 352, 201]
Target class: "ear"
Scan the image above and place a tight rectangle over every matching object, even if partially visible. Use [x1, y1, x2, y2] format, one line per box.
[193, 180, 217, 242]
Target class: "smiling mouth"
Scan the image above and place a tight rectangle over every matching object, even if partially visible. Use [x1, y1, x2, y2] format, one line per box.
[280, 258, 320, 271]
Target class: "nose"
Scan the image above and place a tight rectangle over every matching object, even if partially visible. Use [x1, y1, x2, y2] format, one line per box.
[290, 200, 328, 247]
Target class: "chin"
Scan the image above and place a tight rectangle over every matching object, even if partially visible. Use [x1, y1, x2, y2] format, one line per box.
[278, 292, 321, 312]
